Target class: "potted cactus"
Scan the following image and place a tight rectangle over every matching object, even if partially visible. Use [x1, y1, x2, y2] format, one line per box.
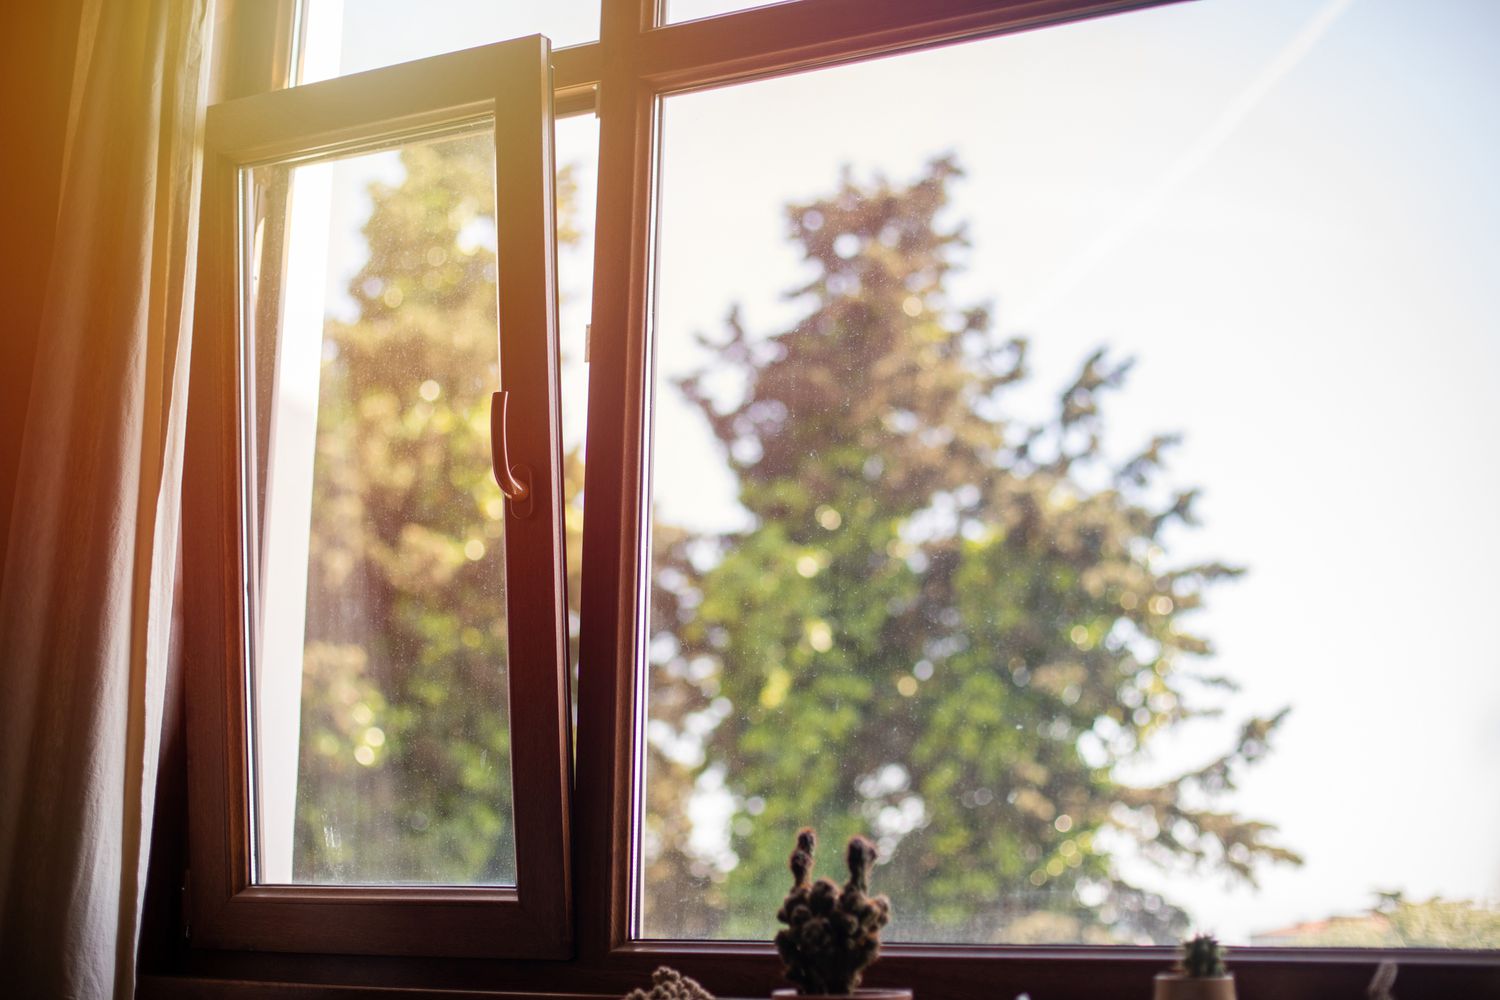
[772, 828, 908, 1000]
[1154, 934, 1236, 1000]
[625, 967, 716, 1000]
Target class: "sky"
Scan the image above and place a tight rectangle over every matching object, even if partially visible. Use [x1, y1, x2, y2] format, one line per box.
[296, 0, 1500, 943]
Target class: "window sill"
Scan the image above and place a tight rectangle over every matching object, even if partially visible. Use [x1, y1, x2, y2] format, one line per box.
[139, 945, 1500, 1000]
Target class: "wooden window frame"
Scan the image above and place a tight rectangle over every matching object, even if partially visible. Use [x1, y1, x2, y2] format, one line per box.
[182, 32, 575, 960]
[155, 0, 1500, 996]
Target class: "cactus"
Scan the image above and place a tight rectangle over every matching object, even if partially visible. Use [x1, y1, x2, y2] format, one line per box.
[623, 967, 716, 1000]
[774, 828, 892, 995]
[1181, 934, 1228, 978]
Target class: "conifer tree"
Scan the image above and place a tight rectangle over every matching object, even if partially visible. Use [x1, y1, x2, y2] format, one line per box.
[647, 157, 1300, 942]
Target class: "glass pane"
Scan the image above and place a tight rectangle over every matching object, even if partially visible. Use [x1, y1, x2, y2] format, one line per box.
[556, 112, 599, 693]
[244, 127, 518, 885]
[297, 0, 599, 85]
[643, 0, 1500, 946]
[663, 0, 789, 25]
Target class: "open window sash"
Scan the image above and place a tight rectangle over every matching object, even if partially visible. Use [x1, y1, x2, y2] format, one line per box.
[182, 34, 573, 959]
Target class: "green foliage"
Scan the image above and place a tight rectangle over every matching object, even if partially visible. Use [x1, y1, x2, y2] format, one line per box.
[646, 156, 1300, 942]
[775, 829, 891, 995]
[285, 125, 1500, 951]
[1181, 934, 1227, 978]
[293, 133, 584, 882]
[1254, 894, 1500, 949]
[1381, 897, 1500, 949]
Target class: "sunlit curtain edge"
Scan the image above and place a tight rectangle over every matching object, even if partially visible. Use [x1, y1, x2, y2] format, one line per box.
[0, 0, 212, 997]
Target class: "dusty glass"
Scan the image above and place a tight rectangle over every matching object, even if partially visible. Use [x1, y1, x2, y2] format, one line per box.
[641, 0, 1500, 946]
[662, 0, 788, 25]
[244, 127, 517, 885]
[296, 0, 599, 84]
[555, 111, 599, 698]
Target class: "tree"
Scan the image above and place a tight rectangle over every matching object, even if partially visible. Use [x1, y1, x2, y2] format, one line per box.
[292, 132, 584, 882]
[1253, 894, 1500, 949]
[644, 157, 1300, 943]
[285, 137, 1298, 940]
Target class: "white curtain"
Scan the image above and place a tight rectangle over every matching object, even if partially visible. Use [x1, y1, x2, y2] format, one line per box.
[0, 0, 212, 996]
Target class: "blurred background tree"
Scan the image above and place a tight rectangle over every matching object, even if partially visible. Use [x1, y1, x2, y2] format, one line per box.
[292, 132, 584, 883]
[644, 157, 1301, 943]
[281, 132, 1500, 949]
[1250, 893, 1500, 949]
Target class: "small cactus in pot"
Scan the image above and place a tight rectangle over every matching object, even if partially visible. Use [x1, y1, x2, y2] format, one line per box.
[1182, 934, 1228, 979]
[772, 828, 906, 1000]
[1154, 934, 1236, 1000]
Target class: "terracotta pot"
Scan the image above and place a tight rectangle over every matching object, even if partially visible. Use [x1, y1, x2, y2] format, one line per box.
[1152, 973, 1236, 1000]
[773, 988, 912, 1000]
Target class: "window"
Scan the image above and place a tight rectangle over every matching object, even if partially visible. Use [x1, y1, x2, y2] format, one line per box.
[169, 0, 1500, 995]
[184, 34, 573, 958]
[639, 0, 1500, 951]
[248, 129, 522, 889]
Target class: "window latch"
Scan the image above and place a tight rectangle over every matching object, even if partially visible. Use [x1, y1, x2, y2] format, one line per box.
[489, 389, 530, 504]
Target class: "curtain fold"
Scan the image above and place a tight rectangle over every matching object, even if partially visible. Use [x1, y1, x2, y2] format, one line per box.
[0, 0, 212, 997]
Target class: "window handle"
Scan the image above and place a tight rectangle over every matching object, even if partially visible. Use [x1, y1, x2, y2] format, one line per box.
[489, 389, 530, 502]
